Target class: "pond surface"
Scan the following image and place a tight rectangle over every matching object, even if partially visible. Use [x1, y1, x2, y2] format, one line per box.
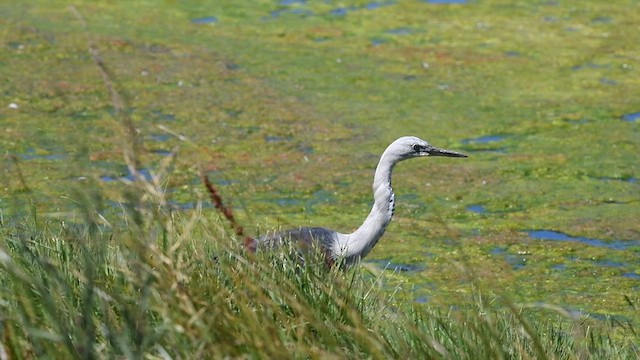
[1, 0, 638, 323]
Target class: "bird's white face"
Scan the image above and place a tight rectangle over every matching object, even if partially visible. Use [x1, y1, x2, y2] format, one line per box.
[392, 136, 467, 160]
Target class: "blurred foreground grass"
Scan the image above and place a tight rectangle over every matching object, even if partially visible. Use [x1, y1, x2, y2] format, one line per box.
[0, 176, 638, 358]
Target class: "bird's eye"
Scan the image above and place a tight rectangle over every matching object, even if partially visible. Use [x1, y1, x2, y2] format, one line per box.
[412, 144, 421, 152]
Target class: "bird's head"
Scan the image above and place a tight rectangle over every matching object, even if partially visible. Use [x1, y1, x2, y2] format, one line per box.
[387, 136, 467, 161]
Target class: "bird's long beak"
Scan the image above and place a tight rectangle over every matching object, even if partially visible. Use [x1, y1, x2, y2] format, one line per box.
[427, 146, 467, 158]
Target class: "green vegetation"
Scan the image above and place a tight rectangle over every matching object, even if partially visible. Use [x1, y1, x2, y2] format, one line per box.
[1, 0, 639, 357]
[1, 192, 637, 358]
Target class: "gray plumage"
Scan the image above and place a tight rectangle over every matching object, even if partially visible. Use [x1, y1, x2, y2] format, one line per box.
[251, 136, 466, 268]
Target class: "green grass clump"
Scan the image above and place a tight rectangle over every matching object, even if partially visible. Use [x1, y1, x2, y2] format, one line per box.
[0, 191, 637, 359]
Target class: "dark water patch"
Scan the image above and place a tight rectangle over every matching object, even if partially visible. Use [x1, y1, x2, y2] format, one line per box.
[621, 112, 640, 122]
[506, 254, 527, 269]
[591, 16, 612, 24]
[461, 135, 507, 153]
[101, 168, 155, 183]
[552, 263, 566, 271]
[504, 51, 521, 57]
[563, 308, 629, 322]
[100, 175, 118, 182]
[371, 38, 386, 46]
[271, 8, 314, 17]
[299, 144, 314, 154]
[123, 168, 154, 182]
[594, 259, 625, 268]
[191, 16, 218, 24]
[275, 198, 303, 207]
[462, 135, 505, 144]
[225, 62, 240, 70]
[168, 200, 214, 210]
[19, 148, 66, 160]
[148, 134, 171, 142]
[386, 27, 413, 36]
[329, 7, 352, 16]
[415, 295, 429, 303]
[527, 230, 640, 250]
[466, 204, 487, 214]
[280, 0, 305, 5]
[425, 0, 468, 4]
[328, 1, 395, 16]
[599, 78, 618, 85]
[596, 176, 637, 184]
[369, 259, 424, 272]
[151, 109, 176, 121]
[265, 135, 293, 143]
[490, 247, 527, 270]
[364, 1, 396, 10]
[7, 41, 24, 50]
[622, 272, 640, 279]
[571, 62, 607, 71]
[224, 108, 243, 118]
[150, 149, 172, 156]
[308, 189, 334, 206]
[564, 118, 590, 124]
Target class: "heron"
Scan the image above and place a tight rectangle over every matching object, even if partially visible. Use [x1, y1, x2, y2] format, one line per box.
[248, 136, 467, 268]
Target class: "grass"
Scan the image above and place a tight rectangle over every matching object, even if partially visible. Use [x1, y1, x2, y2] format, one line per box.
[1, 2, 639, 358]
[0, 178, 638, 358]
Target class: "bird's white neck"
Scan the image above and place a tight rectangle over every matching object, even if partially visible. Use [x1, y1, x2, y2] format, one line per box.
[334, 151, 397, 263]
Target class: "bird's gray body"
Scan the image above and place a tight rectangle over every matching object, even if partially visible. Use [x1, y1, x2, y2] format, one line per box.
[250, 136, 466, 268]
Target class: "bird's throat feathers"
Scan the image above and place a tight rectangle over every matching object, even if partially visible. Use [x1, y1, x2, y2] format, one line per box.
[334, 162, 396, 263]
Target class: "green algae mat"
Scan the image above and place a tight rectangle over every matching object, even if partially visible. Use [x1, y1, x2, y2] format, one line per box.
[2, 0, 639, 324]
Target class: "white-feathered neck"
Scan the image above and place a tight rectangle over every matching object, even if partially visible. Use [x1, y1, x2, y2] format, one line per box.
[333, 145, 401, 264]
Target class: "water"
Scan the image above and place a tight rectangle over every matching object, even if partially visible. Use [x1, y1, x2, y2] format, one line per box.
[329, 7, 351, 16]
[101, 168, 155, 183]
[490, 247, 527, 270]
[271, 8, 314, 17]
[329, 1, 396, 16]
[527, 230, 640, 250]
[462, 135, 505, 144]
[591, 16, 612, 24]
[621, 112, 640, 122]
[148, 134, 171, 142]
[151, 110, 176, 121]
[280, 0, 305, 5]
[150, 149, 173, 156]
[594, 260, 625, 268]
[369, 259, 424, 272]
[191, 17, 218, 24]
[265, 135, 292, 143]
[386, 27, 413, 35]
[597, 176, 638, 184]
[20, 149, 66, 161]
[364, 1, 396, 10]
[551, 264, 566, 271]
[600, 78, 618, 85]
[466, 204, 487, 214]
[425, 0, 467, 4]
[571, 62, 607, 71]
